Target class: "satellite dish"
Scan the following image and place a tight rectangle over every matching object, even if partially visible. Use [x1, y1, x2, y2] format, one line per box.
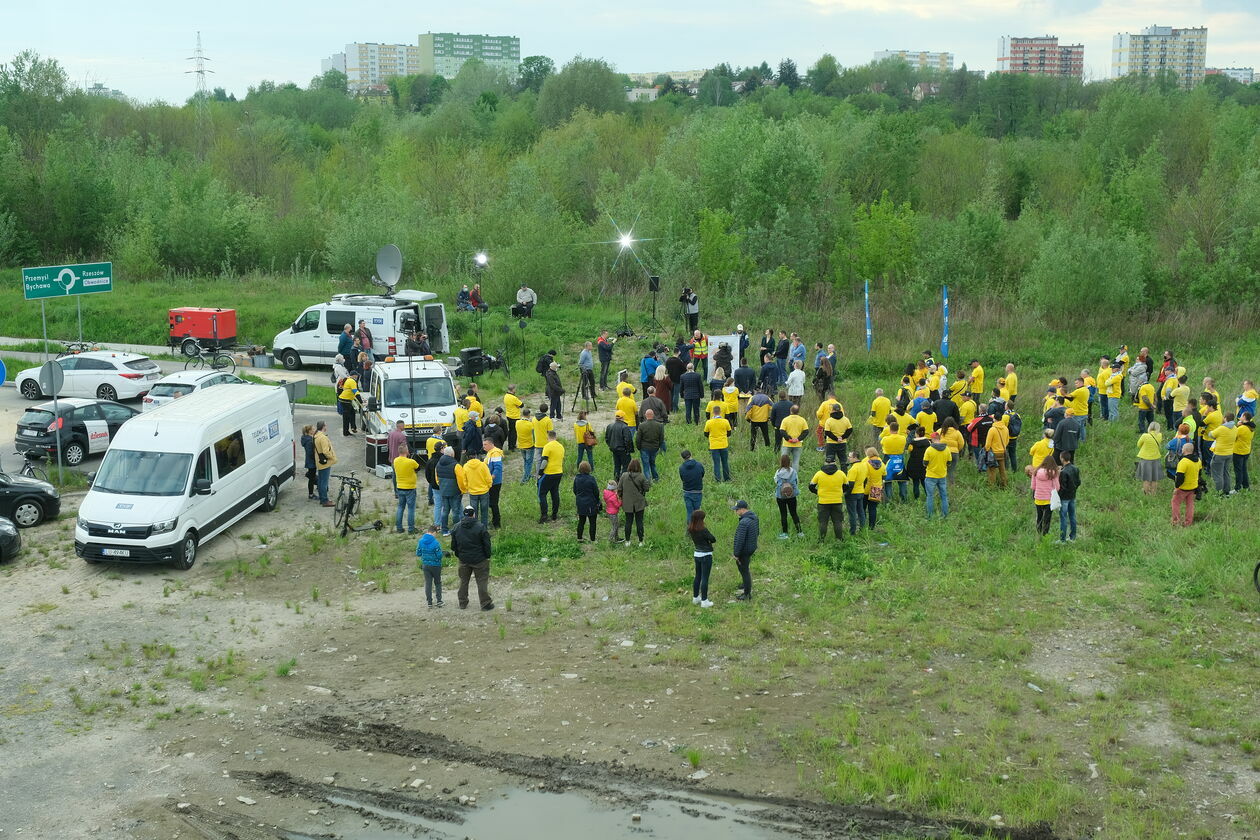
[373, 244, 403, 295]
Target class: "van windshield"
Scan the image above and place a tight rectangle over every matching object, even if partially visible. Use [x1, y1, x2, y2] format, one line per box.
[93, 450, 193, 496]
[383, 377, 455, 409]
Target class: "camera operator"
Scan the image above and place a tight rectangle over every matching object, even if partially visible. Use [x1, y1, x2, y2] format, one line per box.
[679, 287, 699, 332]
[597, 330, 614, 390]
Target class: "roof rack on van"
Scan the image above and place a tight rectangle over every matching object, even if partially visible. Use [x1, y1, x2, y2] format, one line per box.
[328, 289, 437, 305]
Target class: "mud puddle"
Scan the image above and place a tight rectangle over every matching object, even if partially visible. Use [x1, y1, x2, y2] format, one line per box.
[248, 714, 1058, 840]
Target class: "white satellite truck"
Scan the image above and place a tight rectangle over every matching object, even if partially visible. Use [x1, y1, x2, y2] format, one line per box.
[272, 245, 450, 370]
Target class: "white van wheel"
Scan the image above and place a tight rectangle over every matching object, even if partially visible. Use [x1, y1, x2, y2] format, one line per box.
[261, 478, 279, 512]
[280, 350, 301, 370]
[172, 531, 198, 571]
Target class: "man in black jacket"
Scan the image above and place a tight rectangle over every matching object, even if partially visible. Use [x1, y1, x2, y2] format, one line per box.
[679, 363, 705, 425]
[605, 412, 635, 478]
[664, 350, 686, 412]
[461, 412, 483, 463]
[733, 358, 756, 394]
[451, 506, 494, 610]
[932, 393, 960, 426]
[639, 386, 667, 425]
[544, 362, 565, 420]
[1052, 409, 1080, 465]
[774, 331, 790, 385]
[1043, 394, 1067, 431]
[731, 500, 759, 601]
[1055, 450, 1081, 543]
[759, 353, 779, 394]
[770, 389, 794, 448]
[597, 330, 614, 390]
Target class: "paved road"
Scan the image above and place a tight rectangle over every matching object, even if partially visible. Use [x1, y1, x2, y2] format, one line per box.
[0, 382, 377, 487]
[0, 337, 322, 387]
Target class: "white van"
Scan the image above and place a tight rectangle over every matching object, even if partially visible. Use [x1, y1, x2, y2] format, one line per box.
[272, 290, 449, 370]
[360, 358, 459, 441]
[74, 385, 294, 570]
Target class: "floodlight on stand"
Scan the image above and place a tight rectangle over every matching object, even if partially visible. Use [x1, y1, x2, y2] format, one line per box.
[473, 251, 489, 268]
[618, 233, 634, 250]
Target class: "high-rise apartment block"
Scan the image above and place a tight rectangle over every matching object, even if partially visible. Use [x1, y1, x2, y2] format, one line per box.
[873, 50, 955, 73]
[997, 36, 1084, 78]
[1112, 25, 1207, 89]
[417, 32, 520, 79]
[1207, 67, 1255, 85]
[323, 32, 520, 91]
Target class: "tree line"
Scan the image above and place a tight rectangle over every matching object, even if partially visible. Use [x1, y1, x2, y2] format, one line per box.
[2, 49, 1259, 313]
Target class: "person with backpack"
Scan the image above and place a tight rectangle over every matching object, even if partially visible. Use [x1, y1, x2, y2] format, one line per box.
[1004, 406, 1024, 473]
[1056, 451, 1081, 543]
[574, 410, 597, 469]
[416, 525, 445, 607]
[687, 510, 717, 608]
[905, 424, 930, 501]
[774, 453, 804, 539]
[966, 409, 992, 473]
[1234, 411, 1254, 491]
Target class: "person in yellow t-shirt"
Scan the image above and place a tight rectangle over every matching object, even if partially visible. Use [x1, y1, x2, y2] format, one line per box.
[1136, 421, 1163, 494]
[705, 391, 725, 420]
[532, 406, 553, 457]
[915, 408, 937, 437]
[959, 397, 976, 425]
[1206, 412, 1236, 495]
[453, 401, 471, 432]
[392, 445, 421, 533]
[779, 405, 811, 471]
[1136, 380, 1157, 431]
[939, 419, 966, 486]
[823, 406, 853, 464]
[923, 433, 952, 519]
[537, 431, 565, 522]
[861, 447, 886, 529]
[869, 389, 892, 444]
[949, 373, 968, 407]
[997, 379, 1010, 402]
[337, 374, 360, 436]
[966, 360, 985, 399]
[1172, 443, 1201, 526]
[515, 414, 535, 481]
[843, 451, 868, 536]
[1069, 379, 1090, 418]
[503, 385, 524, 451]
[574, 411, 596, 468]
[703, 409, 733, 482]
[617, 393, 639, 429]
[1004, 363, 1019, 406]
[1233, 411, 1254, 491]
[1028, 428, 1053, 470]
[816, 393, 842, 449]
[809, 458, 847, 539]
[465, 392, 484, 425]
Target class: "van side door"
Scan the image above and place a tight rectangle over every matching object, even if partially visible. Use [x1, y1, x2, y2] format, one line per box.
[423, 304, 449, 354]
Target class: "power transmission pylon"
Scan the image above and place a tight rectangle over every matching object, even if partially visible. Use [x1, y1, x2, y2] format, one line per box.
[185, 32, 213, 157]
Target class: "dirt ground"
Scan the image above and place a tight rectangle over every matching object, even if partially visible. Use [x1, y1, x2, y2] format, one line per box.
[0, 463, 1070, 840]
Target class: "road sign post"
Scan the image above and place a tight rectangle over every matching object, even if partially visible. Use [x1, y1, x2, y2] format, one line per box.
[37, 360, 66, 482]
[23, 261, 113, 365]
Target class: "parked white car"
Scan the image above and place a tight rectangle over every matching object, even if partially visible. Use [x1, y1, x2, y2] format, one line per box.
[15, 351, 162, 402]
[141, 370, 246, 412]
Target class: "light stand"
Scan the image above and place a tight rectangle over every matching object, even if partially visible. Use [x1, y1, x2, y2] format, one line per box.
[646, 275, 663, 333]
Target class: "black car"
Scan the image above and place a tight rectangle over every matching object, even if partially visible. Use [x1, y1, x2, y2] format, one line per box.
[0, 516, 21, 560]
[15, 398, 139, 467]
[0, 472, 60, 528]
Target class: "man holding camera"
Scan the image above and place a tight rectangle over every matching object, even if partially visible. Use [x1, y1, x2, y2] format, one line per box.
[680, 288, 699, 332]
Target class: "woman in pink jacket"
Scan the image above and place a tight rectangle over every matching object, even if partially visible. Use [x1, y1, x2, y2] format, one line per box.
[1030, 455, 1060, 537]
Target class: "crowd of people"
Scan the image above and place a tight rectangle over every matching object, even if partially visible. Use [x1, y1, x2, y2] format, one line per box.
[349, 305, 1256, 610]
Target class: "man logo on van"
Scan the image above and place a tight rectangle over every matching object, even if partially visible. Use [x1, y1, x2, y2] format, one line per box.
[109, 525, 126, 534]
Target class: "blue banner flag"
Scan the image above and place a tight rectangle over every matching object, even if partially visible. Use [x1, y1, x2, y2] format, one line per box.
[940, 285, 949, 359]
[864, 279, 872, 352]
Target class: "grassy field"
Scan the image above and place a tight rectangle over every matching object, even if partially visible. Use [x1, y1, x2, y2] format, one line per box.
[3, 270, 1257, 836]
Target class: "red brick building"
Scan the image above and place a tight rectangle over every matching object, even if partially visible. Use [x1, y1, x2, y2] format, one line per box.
[997, 36, 1085, 79]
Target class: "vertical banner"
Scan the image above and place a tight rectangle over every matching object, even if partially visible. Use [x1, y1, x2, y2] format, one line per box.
[940, 284, 950, 359]
[864, 279, 872, 352]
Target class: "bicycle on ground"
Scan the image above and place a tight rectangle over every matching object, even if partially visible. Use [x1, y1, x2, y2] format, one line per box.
[184, 345, 237, 374]
[12, 450, 49, 482]
[332, 472, 383, 537]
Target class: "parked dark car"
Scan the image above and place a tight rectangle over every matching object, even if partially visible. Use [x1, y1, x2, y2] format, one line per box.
[0, 516, 21, 560]
[0, 472, 59, 528]
[15, 398, 139, 467]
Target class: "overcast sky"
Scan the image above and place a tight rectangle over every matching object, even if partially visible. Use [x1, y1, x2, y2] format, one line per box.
[4, 0, 1258, 103]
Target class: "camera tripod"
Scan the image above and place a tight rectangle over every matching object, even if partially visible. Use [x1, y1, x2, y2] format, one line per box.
[571, 368, 598, 412]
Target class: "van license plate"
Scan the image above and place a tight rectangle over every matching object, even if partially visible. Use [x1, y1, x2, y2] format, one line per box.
[102, 548, 130, 557]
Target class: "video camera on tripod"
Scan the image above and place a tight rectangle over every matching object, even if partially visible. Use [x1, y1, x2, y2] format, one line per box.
[455, 347, 506, 377]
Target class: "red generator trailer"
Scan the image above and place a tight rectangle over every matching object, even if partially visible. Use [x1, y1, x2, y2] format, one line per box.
[168, 308, 238, 356]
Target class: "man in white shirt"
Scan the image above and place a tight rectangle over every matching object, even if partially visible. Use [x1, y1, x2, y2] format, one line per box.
[513, 284, 537, 318]
[786, 361, 807, 407]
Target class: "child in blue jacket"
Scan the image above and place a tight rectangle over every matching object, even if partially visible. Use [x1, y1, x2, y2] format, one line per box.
[416, 525, 444, 607]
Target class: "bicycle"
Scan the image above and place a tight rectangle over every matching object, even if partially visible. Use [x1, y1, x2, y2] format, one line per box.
[12, 450, 49, 482]
[331, 472, 383, 537]
[184, 345, 237, 374]
[57, 340, 96, 358]
[1254, 561, 1260, 596]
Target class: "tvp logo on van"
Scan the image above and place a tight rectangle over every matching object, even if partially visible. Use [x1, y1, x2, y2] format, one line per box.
[22, 262, 114, 300]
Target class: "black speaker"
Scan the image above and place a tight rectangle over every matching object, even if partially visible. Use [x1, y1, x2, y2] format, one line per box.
[648, 275, 660, 292]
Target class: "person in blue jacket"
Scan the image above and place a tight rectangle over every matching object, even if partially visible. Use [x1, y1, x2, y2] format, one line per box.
[416, 525, 444, 607]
